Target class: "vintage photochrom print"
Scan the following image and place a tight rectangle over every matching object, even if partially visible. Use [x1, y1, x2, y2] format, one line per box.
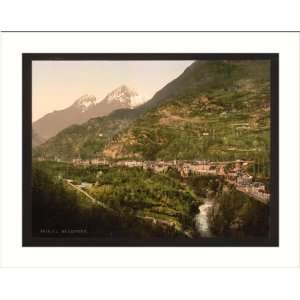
[23, 54, 278, 246]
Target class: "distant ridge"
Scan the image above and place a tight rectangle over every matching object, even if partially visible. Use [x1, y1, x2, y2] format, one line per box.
[34, 60, 270, 163]
[33, 85, 145, 141]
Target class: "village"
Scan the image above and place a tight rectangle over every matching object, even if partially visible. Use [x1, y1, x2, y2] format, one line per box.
[70, 157, 270, 204]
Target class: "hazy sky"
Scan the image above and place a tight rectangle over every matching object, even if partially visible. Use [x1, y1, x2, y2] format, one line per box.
[32, 60, 194, 121]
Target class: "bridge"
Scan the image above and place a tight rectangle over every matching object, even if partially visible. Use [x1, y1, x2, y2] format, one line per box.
[235, 185, 270, 205]
[225, 178, 270, 205]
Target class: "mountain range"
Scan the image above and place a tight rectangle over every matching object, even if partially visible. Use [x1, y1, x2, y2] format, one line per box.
[33, 60, 270, 164]
[32, 85, 145, 143]
[32, 130, 45, 147]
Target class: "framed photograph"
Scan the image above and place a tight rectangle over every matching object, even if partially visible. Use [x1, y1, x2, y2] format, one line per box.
[23, 53, 279, 247]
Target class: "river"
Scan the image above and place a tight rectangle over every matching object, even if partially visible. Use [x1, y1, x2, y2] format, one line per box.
[194, 200, 214, 237]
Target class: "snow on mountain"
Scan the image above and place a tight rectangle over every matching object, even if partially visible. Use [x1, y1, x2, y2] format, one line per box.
[73, 94, 97, 112]
[102, 85, 146, 108]
[130, 93, 146, 107]
[72, 86, 145, 112]
[33, 86, 147, 141]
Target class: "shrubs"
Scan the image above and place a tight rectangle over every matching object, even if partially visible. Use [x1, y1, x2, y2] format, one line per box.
[32, 164, 193, 239]
[208, 187, 269, 238]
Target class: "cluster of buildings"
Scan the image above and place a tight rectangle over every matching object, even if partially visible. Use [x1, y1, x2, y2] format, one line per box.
[72, 158, 218, 176]
[235, 181, 270, 203]
[178, 162, 217, 177]
[71, 157, 270, 203]
[116, 160, 178, 173]
[72, 158, 110, 166]
[36, 153, 270, 203]
[225, 165, 270, 203]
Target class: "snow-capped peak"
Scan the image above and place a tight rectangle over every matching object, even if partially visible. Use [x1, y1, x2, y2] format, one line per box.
[73, 94, 97, 112]
[102, 85, 146, 108]
[72, 86, 146, 113]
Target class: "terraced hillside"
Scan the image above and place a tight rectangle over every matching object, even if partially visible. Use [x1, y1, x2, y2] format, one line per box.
[34, 60, 270, 164]
[104, 60, 270, 163]
[33, 108, 134, 160]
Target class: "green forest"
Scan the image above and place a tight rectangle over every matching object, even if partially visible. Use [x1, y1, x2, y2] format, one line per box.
[33, 161, 269, 239]
[32, 162, 188, 239]
[32, 60, 271, 241]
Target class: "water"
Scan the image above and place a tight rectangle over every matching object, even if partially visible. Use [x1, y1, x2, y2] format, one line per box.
[194, 200, 214, 237]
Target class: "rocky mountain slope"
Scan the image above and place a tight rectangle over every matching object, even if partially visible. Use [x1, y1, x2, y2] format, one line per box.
[103, 60, 270, 162]
[33, 85, 144, 141]
[32, 130, 45, 147]
[34, 60, 271, 163]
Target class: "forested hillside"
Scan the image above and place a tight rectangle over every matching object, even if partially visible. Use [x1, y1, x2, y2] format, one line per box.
[34, 60, 270, 165]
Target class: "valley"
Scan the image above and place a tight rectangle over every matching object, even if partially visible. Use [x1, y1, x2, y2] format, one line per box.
[33, 159, 270, 239]
[32, 60, 271, 240]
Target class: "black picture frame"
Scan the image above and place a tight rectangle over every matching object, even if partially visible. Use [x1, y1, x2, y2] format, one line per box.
[23, 53, 279, 247]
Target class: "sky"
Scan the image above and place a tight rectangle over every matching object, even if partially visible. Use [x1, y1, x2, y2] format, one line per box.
[32, 60, 194, 122]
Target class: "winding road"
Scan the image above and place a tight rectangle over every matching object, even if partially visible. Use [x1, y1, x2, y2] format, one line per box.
[64, 180, 110, 209]
[64, 179, 192, 237]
